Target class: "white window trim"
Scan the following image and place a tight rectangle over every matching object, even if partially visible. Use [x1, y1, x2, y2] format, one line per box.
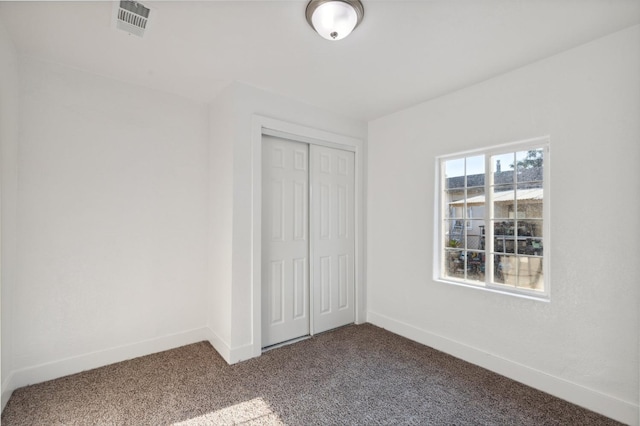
[433, 136, 551, 301]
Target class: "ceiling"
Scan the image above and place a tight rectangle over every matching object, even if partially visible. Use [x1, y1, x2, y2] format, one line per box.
[1, 0, 639, 121]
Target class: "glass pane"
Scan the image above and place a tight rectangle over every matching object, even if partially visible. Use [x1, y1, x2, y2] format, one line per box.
[516, 220, 540, 237]
[444, 158, 464, 190]
[445, 220, 464, 249]
[516, 256, 544, 291]
[530, 239, 543, 256]
[445, 192, 465, 220]
[492, 185, 514, 219]
[466, 251, 485, 283]
[445, 249, 464, 279]
[494, 220, 515, 253]
[492, 153, 514, 184]
[494, 254, 516, 286]
[516, 183, 543, 219]
[515, 238, 528, 255]
[466, 187, 485, 216]
[517, 181, 542, 189]
[466, 220, 484, 250]
[520, 202, 543, 219]
[515, 149, 543, 183]
[466, 155, 485, 187]
[479, 224, 487, 250]
[518, 220, 543, 256]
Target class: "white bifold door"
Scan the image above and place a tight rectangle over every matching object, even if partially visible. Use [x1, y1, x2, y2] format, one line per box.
[262, 135, 355, 348]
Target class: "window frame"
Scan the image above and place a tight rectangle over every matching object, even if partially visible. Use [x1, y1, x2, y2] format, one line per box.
[434, 137, 550, 301]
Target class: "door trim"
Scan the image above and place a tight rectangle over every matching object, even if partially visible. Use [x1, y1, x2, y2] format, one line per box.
[251, 115, 365, 357]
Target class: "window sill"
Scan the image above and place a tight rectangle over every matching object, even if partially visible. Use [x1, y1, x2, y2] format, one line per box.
[435, 277, 550, 302]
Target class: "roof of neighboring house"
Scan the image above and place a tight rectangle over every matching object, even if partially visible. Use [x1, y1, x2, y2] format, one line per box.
[449, 188, 543, 206]
[446, 167, 543, 190]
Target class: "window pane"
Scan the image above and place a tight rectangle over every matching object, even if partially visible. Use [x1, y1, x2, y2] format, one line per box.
[466, 187, 485, 213]
[445, 249, 464, 279]
[466, 251, 485, 283]
[518, 220, 543, 256]
[445, 220, 464, 248]
[515, 149, 543, 183]
[492, 185, 514, 219]
[494, 254, 516, 285]
[516, 257, 544, 291]
[494, 220, 515, 253]
[520, 201, 543, 219]
[515, 237, 528, 255]
[517, 183, 543, 219]
[517, 180, 542, 189]
[445, 192, 465, 219]
[466, 220, 484, 250]
[466, 155, 485, 187]
[444, 158, 464, 190]
[492, 153, 514, 184]
[515, 221, 532, 254]
[466, 173, 485, 188]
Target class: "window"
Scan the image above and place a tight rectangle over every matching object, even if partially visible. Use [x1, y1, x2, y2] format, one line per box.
[436, 138, 549, 299]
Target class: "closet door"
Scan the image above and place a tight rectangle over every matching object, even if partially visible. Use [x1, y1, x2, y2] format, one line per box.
[262, 136, 310, 347]
[310, 145, 355, 333]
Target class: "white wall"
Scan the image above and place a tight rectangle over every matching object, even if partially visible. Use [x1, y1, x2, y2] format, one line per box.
[0, 19, 20, 408]
[206, 82, 367, 361]
[4, 56, 210, 402]
[206, 86, 235, 355]
[1, 58, 365, 407]
[367, 25, 639, 425]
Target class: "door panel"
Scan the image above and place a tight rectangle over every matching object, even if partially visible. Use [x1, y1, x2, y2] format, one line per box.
[262, 136, 310, 347]
[311, 145, 355, 333]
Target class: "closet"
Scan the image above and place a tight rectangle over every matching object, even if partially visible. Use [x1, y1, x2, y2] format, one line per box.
[261, 135, 355, 347]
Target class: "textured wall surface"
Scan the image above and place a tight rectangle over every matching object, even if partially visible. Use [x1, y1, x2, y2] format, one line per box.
[13, 57, 209, 370]
[367, 25, 639, 424]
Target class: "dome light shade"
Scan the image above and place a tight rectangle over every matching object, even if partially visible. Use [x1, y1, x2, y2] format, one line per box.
[306, 0, 364, 41]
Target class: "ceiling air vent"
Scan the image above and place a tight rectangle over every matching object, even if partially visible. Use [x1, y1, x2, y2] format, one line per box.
[115, 1, 150, 38]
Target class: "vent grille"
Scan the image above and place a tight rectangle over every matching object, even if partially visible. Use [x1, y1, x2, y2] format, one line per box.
[116, 1, 150, 37]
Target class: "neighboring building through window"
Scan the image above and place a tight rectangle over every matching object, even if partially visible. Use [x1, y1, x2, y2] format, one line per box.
[437, 138, 549, 299]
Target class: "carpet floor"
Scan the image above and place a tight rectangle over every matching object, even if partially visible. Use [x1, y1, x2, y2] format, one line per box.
[1, 324, 621, 425]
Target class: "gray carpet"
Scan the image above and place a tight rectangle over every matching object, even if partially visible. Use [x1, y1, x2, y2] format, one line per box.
[1, 324, 620, 425]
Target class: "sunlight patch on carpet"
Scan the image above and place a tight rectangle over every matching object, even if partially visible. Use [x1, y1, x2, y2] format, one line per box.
[172, 397, 284, 425]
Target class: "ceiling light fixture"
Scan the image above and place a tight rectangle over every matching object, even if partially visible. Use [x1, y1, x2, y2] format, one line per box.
[306, 0, 364, 41]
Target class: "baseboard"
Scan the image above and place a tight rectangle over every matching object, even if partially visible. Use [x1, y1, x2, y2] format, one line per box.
[2, 372, 16, 411]
[204, 327, 231, 363]
[204, 328, 259, 365]
[1, 327, 211, 412]
[367, 311, 639, 426]
[229, 343, 257, 364]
